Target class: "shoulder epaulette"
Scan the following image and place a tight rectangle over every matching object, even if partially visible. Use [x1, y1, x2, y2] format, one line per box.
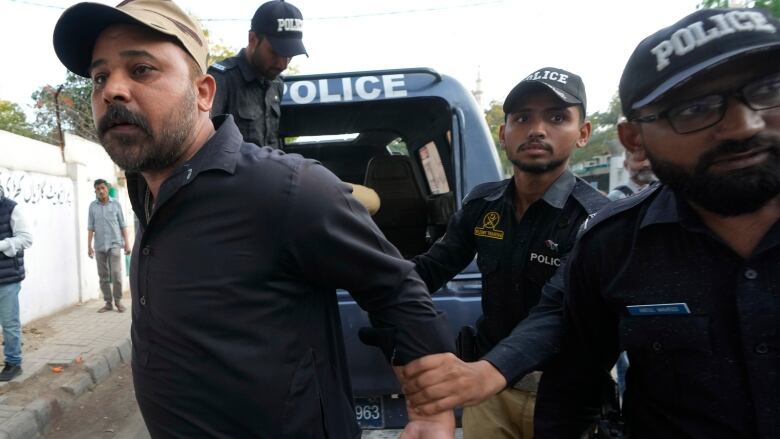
[207, 57, 238, 73]
[578, 182, 661, 238]
[571, 179, 610, 215]
[462, 179, 511, 205]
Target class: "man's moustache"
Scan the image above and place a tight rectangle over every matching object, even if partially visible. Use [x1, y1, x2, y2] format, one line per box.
[701, 136, 780, 169]
[97, 104, 152, 137]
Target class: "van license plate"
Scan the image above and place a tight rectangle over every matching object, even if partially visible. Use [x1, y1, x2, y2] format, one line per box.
[354, 396, 384, 429]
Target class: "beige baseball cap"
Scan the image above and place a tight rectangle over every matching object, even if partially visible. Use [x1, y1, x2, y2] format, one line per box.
[53, 0, 209, 78]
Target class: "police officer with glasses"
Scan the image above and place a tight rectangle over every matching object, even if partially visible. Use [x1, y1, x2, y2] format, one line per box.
[533, 7, 780, 439]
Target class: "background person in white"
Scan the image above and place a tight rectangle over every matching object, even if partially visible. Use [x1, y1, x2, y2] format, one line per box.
[607, 149, 657, 201]
[0, 187, 32, 381]
[87, 179, 131, 313]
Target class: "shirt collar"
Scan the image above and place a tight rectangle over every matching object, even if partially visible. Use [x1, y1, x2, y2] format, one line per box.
[640, 185, 683, 228]
[540, 170, 576, 209]
[127, 115, 243, 212]
[640, 184, 717, 232]
[183, 114, 242, 177]
[640, 184, 780, 253]
[236, 48, 270, 86]
[486, 171, 577, 209]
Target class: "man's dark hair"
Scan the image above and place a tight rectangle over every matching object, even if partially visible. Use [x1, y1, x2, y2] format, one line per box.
[94, 179, 108, 188]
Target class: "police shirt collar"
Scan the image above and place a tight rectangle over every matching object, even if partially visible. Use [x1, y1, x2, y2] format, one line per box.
[156, 114, 241, 184]
[541, 170, 576, 209]
[640, 184, 708, 230]
[482, 179, 512, 202]
[487, 170, 576, 208]
[237, 48, 272, 86]
[191, 114, 242, 175]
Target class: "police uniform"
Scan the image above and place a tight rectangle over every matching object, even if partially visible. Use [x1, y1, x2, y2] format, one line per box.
[413, 171, 607, 437]
[208, 49, 283, 148]
[415, 171, 606, 355]
[534, 184, 780, 438]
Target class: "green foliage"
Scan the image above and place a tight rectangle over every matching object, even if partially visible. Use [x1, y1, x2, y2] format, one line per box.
[483, 100, 512, 176]
[0, 100, 35, 138]
[208, 41, 238, 66]
[202, 27, 239, 66]
[699, 0, 780, 16]
[30, 72, 96, 144]
[573, 93, 622, 164]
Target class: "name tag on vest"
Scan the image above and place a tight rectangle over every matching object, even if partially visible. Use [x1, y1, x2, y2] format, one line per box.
[626, 303, 691, 316]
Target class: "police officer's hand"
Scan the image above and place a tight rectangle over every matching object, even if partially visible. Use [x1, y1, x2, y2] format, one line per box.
[400, 403, 455, 439]
[401, 353, 507, 415]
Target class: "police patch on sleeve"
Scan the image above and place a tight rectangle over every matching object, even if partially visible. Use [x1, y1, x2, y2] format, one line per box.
[210, 62, 227, 72]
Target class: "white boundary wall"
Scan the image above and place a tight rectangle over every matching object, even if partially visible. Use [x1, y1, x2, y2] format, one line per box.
[0, 130, 133, 323]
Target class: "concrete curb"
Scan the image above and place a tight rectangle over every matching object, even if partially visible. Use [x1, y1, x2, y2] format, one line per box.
[0, 337, 131, 439]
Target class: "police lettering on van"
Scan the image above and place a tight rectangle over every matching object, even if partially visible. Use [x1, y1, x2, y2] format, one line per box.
[284, 74, 408, 104]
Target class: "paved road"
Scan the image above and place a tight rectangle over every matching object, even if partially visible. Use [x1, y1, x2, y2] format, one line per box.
[46, 361, 462, 438]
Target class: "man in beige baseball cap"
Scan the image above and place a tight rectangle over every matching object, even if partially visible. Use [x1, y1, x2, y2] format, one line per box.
[52, 2, 457, 438]
[53, 0, 208, 78]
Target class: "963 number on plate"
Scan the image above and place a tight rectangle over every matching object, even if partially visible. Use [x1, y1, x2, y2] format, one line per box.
[354, 396, 384, 429]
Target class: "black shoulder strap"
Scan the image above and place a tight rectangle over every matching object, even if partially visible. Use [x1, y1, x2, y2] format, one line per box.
[614, 185, 633, 197]
[571, 179, 610, 215]
[207, 56, 238, 73]
[462, 179, 511, 205]
[579, 183, 661, 239]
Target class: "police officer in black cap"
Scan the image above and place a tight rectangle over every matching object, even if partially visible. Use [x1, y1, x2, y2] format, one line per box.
[405, 67, 608, 438]
[534, 7, 780, 439]
[208, 0, 307, 147]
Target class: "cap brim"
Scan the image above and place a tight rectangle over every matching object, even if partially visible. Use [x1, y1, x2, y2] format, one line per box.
[54, 3, 147, 77]
[503, 81, 581, 113]
[631, 42, 780, 110]
[266, 35, 308, 58]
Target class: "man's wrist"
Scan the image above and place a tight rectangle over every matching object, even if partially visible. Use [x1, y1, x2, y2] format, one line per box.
[474, 359, 507, 394]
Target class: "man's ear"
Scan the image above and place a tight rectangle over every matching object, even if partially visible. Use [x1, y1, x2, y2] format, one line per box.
[498, 123, 507, 152]
[618, 121, 646, 161]
[197, 74, 217, 113]
[576, 120, 592, 148]
[248, 30, 258, 48]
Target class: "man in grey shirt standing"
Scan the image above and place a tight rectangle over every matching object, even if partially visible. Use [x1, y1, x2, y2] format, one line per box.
[88, 179, 131, 313]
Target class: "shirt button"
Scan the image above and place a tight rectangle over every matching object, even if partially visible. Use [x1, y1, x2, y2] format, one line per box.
[139, 296, 147, 306]
[652, 341, 663, 352]
[744, 269, 758, 280]
[755, 343, 769, 355]
[141, 247, 151, 256]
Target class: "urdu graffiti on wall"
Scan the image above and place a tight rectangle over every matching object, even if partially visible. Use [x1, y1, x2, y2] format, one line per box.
[0, 168, 73, 206]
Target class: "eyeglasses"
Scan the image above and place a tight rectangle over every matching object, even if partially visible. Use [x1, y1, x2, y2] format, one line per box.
[631, 73, 780, 134]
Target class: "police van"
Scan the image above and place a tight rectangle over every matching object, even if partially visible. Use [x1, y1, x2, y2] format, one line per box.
[280, 68, 503, 429]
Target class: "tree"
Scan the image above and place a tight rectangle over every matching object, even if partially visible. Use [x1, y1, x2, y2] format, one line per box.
[572, 93, 622, 165]
[204, 27, 238, 65]
[484, 100, 512, 176]
[30, 72, 96, 145]
[0, 100, 35, 138]
[699, 0, 780, 16]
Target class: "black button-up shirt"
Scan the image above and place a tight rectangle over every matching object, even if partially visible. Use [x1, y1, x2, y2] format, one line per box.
[208, 49, 282, 147]
[413, 172, 606, 358]
[126, 115, 453, 438]
[536, 185, 780, 439]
